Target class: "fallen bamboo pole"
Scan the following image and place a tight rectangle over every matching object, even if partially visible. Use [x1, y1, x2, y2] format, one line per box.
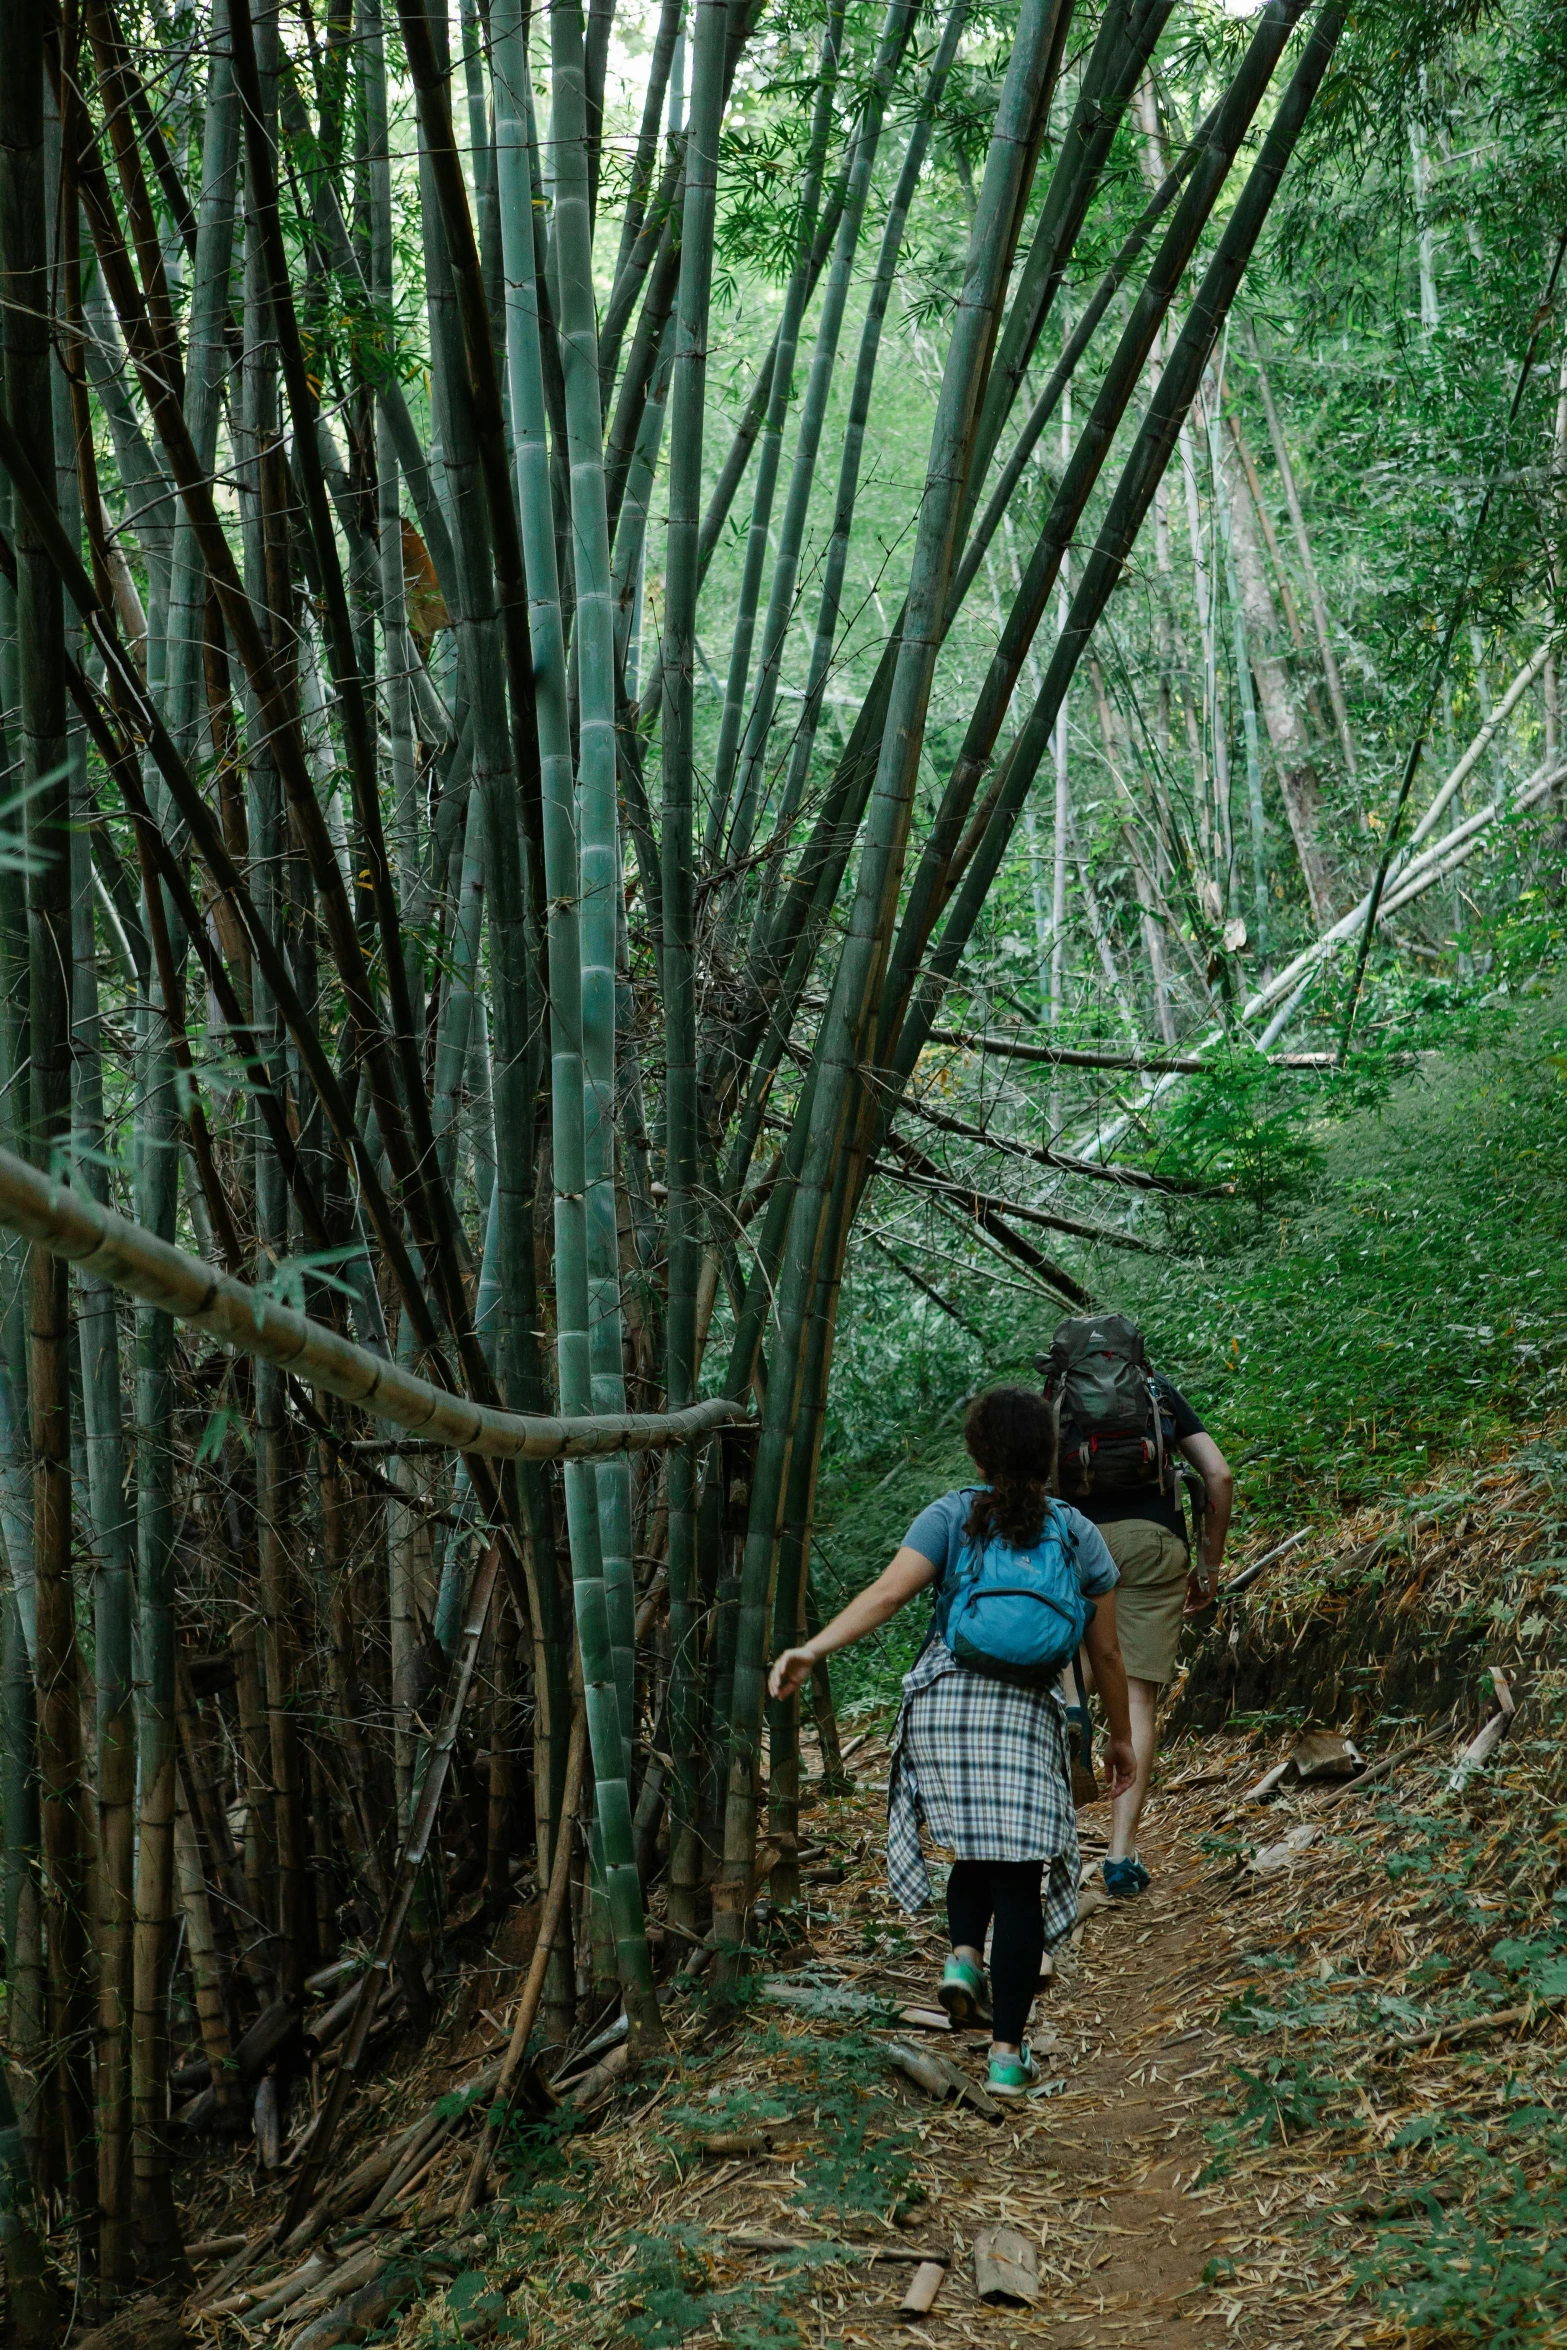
[919, 1027, 1358, 1074]
[871, 1157, 1164, 1254]
[0, 1147, 745, 1460]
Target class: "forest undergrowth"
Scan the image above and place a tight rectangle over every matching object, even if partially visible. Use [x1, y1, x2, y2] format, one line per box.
[821, 972, 1567, 1708]
[166, 1515, 1567, 2350]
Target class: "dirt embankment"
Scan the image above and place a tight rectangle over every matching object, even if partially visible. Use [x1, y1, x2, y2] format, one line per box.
[1173, 1444, 1565, 1734]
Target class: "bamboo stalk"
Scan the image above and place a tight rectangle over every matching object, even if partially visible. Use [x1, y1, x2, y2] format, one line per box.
[704, 1, 845, 860]
[723, 0, 919, 879]
[458, 1707, 588, 2213]
[713, 0, 1074, 1981]
[8, 9, 96, 2244]
[660, 0, 731, 1946]
[0, 1146, 747, 1457]
[549, 0, 666, 2054]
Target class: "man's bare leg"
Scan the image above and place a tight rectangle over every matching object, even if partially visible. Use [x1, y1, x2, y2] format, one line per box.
[1107, 1676, 1161, 1862]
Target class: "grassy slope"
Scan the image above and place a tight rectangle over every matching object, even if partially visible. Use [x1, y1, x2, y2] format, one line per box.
[816, 993, 1567, 1714]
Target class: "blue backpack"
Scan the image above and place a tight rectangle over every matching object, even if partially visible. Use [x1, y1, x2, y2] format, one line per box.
[932, 1490, 1092, 1689]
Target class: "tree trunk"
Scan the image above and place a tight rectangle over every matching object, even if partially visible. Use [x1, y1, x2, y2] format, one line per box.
[1222, 427, 1336, 922]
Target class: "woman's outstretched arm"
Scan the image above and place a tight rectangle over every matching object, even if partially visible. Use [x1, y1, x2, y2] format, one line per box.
[768, 1545, 938, 1700]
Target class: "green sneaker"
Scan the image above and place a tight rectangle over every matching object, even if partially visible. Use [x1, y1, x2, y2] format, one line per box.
[987, 2044, 1044, 2100]
[938, 1953, 993, 2027]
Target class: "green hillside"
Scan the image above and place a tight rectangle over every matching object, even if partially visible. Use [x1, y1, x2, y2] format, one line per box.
[816, 985, 1567, 1715]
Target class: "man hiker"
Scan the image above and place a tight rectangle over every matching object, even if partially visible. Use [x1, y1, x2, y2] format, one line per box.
[1040, 1315, 1233, 1898]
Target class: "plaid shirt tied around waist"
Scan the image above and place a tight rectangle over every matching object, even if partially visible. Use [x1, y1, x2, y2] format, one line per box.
[885, 1635, 1080, 1946]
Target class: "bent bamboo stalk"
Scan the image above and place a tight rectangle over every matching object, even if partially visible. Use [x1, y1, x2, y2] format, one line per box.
[0, 1147, 746, 1460]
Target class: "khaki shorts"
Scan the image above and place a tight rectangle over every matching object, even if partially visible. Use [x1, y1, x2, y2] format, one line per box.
[1100, 1519, 1190, 1685]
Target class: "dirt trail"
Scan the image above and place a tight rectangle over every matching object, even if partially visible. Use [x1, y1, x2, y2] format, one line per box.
[180, 1739, 1327, 2350]
[630, 1739, 1272, 2350]
[810, 1754, 1249, 2348]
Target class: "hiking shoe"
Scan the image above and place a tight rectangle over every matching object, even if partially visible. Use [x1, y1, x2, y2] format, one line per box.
[987, 2044, 1045, 2100]
[938, 1953, 993, 2027]
[1102, 1855, 1151, 1899]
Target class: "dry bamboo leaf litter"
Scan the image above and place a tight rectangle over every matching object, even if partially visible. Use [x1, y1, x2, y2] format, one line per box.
[172, 1439, 1567, 2350]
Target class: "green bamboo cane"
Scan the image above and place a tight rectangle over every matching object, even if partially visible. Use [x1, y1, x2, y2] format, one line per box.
[78, 290, 176, 608]
[722, 0, 918, 880]
[712, 0, 1072, 1978]
[600, 0, 685, 402]
[878, 0, 1311, 1051]
[131, 977, 183, 2263]
[704, 2, 844, 862]
[71, 693, 136, 2291]
[492, 0, 616, 2025]
[770, 0, 971, 849]
[692, 164, 854, 596]
[430, 802, 487, 1195]
[583, 0, 617, 231]
[764, 1213, 839, 1907]
[0, 1571, 44, 2179]
[659, 0, 733, 1946]
[395, 8, 566, 1541]
[964, 0, 1167, 508]
[1216, 424, 1270, 952]
[602, 231, 683, 549]
[548, 0, 666, 2050]
[891, 4, 1348, 1103]
[276, 63, 462, 612]
[161, 0, 238, 765]
[600, 139, 685, 422]
[0, 475, 29, 1644]
[8, 26, 96, 2239]
[610, 318, 675, 680]
[361, 0, 424, 1026]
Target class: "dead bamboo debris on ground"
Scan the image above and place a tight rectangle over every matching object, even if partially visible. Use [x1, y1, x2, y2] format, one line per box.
[161, 1450, 1565, 2350]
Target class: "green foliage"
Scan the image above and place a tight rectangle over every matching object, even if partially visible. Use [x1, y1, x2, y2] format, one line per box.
[1198, 2053, 1353, 2179]
[1352, 2145, 1567, 2349]
[1128, 998, 1567, 1525]
[1142, 1047, 1326, 1214]
[591, 2225, 812, 2350]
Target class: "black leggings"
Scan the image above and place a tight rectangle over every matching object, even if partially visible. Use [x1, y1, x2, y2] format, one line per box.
[946, 1858, 1045, 2045]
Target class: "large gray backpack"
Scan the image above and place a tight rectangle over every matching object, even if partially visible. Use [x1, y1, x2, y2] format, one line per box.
[1037, 1315, 1176, 1499]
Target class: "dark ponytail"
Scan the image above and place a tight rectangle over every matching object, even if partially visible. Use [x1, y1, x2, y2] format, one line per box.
[963, 1386, 1058, 1550]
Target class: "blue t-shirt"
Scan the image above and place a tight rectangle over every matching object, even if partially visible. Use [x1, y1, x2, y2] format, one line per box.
[901, 1487, 1119, 1597]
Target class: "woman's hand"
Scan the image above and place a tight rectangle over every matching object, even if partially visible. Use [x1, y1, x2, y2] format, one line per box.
[1102, 1735, 1137, 1799]
[769, 1647, 817, 1702]
[768, 1546, 938, 1701]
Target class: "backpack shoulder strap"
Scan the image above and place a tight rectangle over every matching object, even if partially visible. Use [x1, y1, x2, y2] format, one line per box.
[1041, 1496, 1078, 1558]
[946, 1490, 986, 1576]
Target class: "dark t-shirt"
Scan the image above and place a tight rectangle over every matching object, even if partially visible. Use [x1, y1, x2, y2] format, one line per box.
[1063, 1374, 1205, 1542]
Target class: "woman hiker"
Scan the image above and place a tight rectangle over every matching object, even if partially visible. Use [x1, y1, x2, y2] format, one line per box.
[769, 1386, 1135, 2099]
